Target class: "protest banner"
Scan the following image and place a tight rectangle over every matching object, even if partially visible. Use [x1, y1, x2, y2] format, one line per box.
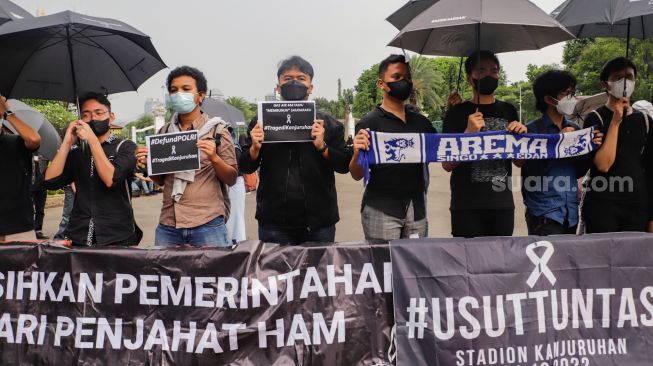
[391, 233, 653, 366]
[146, 131, 200, 175]
[0, 242, 393, 365]
[258, 101, 316, 143]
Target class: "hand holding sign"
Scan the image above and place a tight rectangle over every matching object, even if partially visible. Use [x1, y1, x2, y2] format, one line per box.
[311, 119, 326, 151]
[258, 101, 316, 143]
[146, 131, 200, 175]
[197, 138, 218, 163]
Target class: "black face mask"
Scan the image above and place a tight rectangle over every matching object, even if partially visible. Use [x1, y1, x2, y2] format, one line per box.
[280, 80, 309, 101]
[386, 79, 413, 101]
[88, 119, 110, 136]
[473, 76, 499, 95]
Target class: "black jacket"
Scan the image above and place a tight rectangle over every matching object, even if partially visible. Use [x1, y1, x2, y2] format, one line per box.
[239, 111, 351, 230]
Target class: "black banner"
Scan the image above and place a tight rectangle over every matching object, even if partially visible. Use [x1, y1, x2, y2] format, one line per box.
[391, 233, 653, 366]
[258, 101, 315, 143]
[146, 131, 200, 175]
[0, 242, 393, 365]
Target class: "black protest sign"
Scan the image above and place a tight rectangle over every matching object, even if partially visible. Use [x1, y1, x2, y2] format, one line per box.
[0, 242, 393, 365]
[146, 131, 200, 175]
[258, 101, 316, 143]
[391, 233, 653, 366]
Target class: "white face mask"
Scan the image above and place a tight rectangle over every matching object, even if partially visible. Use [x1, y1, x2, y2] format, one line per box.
[553, 95, 578, 116]
[607, 78, 636, 99]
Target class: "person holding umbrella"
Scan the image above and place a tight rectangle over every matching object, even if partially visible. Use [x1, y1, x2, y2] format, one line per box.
[350, 54, 436, 241]
[44, 92, 140, 246]
[441, 50, 527, 238]
[0, 96, 41, 242]
[582, 57, 653, 233]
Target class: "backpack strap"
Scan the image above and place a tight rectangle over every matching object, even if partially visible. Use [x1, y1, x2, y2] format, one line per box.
[591, 110, 604, 127]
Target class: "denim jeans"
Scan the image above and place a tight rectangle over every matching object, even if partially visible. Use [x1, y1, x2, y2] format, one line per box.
[54, 185, 75, 240]
[131, 180, 151, 194]
[155, 216, 229, 247]
[258, 224, 335, 245]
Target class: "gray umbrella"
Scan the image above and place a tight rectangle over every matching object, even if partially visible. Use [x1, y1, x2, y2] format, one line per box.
[0, 11, 166, 103]
[0, 0, 32, 26]
[2, 99, 61, 160]
[388, 0, 574, 56]
[552, 0, 653, 58]
[386, 0, 438, 30]
[201, 98, 237, 129]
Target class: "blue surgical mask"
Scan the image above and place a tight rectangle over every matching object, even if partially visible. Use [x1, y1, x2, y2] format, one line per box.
[168, 92, 198, 114]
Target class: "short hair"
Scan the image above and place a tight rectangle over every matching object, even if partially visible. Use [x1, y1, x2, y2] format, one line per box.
[79, 91, 111, 112]
[277, 56, 314, 80]
[533, 70, 577, 113]
[166, 66, 208, 93]
[600, 57, 637, 82]
[465, 50, 500, 75]
[378, 54, 410, 78]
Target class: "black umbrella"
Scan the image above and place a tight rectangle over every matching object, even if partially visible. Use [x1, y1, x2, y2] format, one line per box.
[0, 11, 166, 103]
[388, 0, 573, 99]
[552, 0, 653, 59]
[388, 0, 574, 56]
[386, 0, 438, 30]
[0, 0, 32, 26]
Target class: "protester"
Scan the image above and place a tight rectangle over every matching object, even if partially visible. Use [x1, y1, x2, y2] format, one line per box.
[131, 164, 154, 197]
[44, 92, 140, 246]
[442, 50, 527, 238]
[135, 66, 238, 247]
[53, 184, 74, 241]
[582, 57, 653, 233]
[239, 56, 351, 245]
[0, 96, 41, 242]
[30, 153, 49, 239]
[349, 54, 436, 241]
[518, 70, 603, 236]
[226, 133, 247, 244]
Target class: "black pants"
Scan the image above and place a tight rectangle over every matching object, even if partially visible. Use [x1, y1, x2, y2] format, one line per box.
[258, 225, 336, 245]
[31, 189, 47, 231]
[451, 209, 514, 238]
[583, 198, 647, 233]
[525, 212, 576, 236]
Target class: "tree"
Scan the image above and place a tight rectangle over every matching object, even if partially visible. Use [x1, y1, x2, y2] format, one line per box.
[21, 99, 76, 134]
[225, 96, 256, 121]
[352, 64, 382, 118]
[407, 55, 446, 119]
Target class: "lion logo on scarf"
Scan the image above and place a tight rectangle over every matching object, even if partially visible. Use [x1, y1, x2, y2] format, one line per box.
[384, 137, 415, 162]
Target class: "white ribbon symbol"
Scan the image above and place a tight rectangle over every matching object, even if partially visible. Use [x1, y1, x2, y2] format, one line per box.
[286, 114, 292, 124]
[171, 145, 176, 155]
[525, 241, 556, 288]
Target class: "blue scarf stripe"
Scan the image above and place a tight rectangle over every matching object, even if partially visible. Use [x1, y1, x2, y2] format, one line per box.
[358, 127, 598, 185]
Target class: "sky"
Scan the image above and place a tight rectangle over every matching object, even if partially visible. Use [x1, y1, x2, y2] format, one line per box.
[12, 0, 566, 121]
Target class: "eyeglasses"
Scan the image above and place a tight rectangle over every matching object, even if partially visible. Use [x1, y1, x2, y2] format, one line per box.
[81, 109, 109, 122]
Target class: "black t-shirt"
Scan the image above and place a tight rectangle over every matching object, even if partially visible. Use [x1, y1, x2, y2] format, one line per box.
[0, 134, 35, 235]
[356, 106, 437, 220]
[584, 106, 653, 204]
[443, 100, 518, 211]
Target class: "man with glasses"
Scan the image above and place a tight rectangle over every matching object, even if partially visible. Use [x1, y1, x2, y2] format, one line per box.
[45, 92, 140, 246]
[441, 50, 527, 238]
[516, 70, 603, 236]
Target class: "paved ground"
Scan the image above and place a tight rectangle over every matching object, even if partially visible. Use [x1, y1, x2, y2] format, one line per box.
[42, 166, 527, 246]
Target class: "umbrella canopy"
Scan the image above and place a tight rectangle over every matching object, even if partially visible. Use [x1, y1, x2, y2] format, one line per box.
[552, 0, 653, 40]
[388, 0, 574, 56]
[0, 0, 32, 26]
[201, 98, 238, 129]
[386, 0, 438, 30]
[2, 99, 62, 160]
[0, 11, 166, 103]
[569, 93, 608, 126]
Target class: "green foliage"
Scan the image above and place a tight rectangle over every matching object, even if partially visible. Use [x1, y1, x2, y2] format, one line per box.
[225, 96, 257, 121]
[562, 38, 653, 101]
[124, 114, 154, 130]
[21, 99, 76, 133]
